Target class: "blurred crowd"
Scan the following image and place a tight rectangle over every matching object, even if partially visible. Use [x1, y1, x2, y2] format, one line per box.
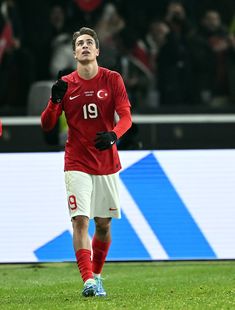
[1, 0, 235, 116]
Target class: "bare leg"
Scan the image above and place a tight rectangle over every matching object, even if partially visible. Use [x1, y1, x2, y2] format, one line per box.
[72, 215, 90, 251]
[94, 217, 111, 242]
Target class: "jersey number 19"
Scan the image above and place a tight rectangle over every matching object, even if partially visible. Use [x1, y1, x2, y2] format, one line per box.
[83, 103, 98, 119]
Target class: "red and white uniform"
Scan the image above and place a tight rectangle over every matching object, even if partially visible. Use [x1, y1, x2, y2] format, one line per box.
[41, 67, 132, 175]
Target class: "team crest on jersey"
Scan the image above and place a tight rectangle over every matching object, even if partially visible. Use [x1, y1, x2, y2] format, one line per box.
[97, 89, 108, 100]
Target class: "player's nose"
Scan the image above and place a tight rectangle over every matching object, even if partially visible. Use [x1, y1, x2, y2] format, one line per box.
[82, 42, 89, 48]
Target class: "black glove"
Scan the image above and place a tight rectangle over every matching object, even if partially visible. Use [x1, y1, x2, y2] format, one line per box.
[94, 131, 117, 151]
[51, 79, 68, 103]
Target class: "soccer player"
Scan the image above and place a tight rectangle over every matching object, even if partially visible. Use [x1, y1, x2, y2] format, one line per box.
[41, 27, 132, 297]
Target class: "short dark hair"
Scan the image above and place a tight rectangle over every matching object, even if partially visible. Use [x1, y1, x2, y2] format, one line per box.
[72, 27, 99, 51]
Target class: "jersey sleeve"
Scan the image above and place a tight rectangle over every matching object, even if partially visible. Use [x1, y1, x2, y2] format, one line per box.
[112, 72, 131, 109]
[41, 99, 63, 131]
[113, 107, 132, 139]
[112, 72, 132, 139]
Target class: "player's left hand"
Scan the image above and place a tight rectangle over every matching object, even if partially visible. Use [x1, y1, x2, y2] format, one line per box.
[94, 131, 117, 151]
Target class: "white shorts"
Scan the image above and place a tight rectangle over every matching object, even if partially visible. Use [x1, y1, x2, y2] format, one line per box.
[64, 171, 121, 219]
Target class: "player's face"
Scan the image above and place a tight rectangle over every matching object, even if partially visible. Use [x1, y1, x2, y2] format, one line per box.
[74, 34, 99, 64]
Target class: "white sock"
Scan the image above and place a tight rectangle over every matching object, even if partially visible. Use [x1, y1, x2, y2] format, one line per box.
[93, 273, 101, 278]
[84, 278, 96, 285]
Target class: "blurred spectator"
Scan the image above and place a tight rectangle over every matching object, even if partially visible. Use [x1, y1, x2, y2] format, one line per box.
[157, 1, 194, 106]
[196, 0, 235, 27]
[165, 0, 193, 35]
[0, 0, 34, 115]
[30, 2, 71, 81]
[145, 19, 170, 109]
[69, 0, 105, 29]
[145, 19, 170, 73]
[0, 9, 14, 63]
[95, 3, 125, 70]
[50, 33, 76, 79]
[48, 3, 73, 79]
[115, 0, 164, 39]
[189, 10, 235, 105]
[118, 29, 155, 113]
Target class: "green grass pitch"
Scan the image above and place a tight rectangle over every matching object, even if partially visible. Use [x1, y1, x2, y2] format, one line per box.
[0, 261, 235, 309]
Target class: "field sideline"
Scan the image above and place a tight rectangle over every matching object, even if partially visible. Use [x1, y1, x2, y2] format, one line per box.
[0, 261, 234, 310]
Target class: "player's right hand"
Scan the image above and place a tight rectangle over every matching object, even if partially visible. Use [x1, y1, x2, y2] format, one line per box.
[51, 78, 68, 104]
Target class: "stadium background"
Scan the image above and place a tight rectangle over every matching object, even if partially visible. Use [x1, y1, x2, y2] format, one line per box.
[1, 0, 235, 263]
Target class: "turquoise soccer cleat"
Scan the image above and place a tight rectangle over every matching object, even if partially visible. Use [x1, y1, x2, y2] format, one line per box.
[94, 276, 107, 297]
[82, 279, 97, 297]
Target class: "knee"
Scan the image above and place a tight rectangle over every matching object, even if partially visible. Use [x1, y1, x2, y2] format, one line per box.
[72, 215, 89, 232]
[95, 220, 111, 235]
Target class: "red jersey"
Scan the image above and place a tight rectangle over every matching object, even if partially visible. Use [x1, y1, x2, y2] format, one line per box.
[41, 67, 132, 175]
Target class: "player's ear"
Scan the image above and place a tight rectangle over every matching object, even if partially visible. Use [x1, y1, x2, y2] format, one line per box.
[73, 51, 77, 60]
[96, 48, 100, 57]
